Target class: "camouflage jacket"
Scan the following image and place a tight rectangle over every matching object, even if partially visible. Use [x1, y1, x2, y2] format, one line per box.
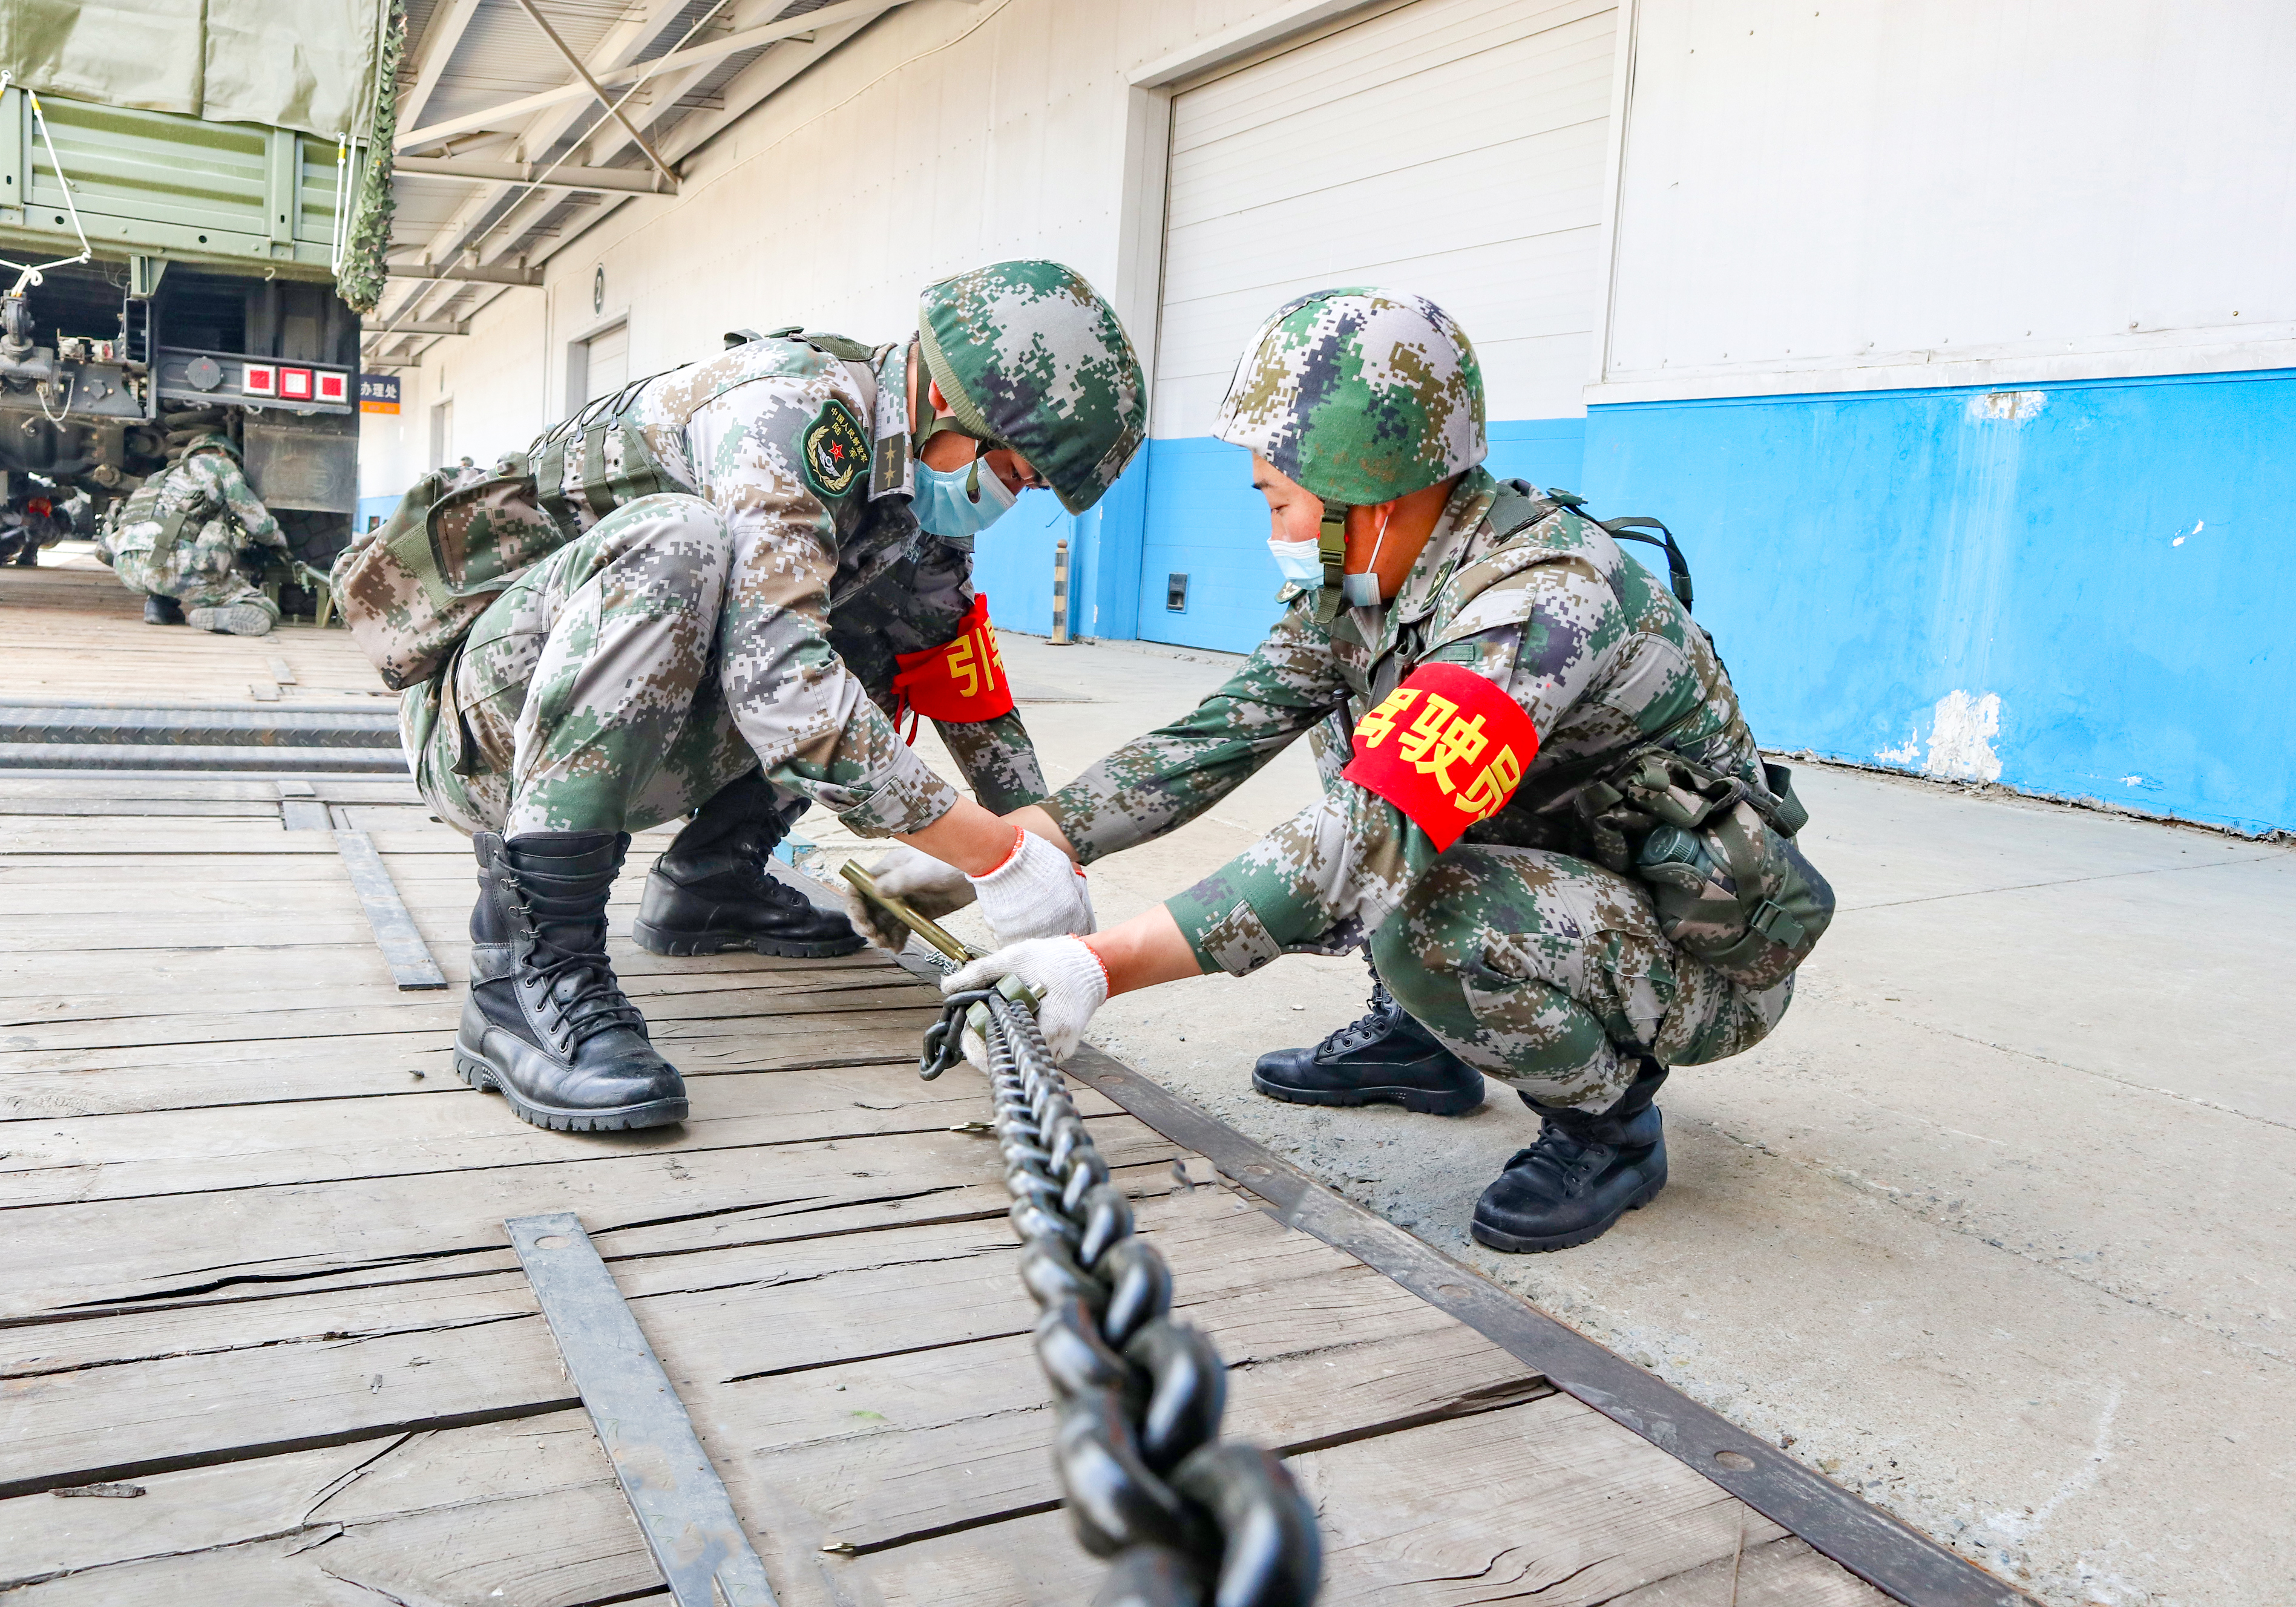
[540, 334, 1040, 828]
[109, 447, 283, 559]
[1040, 467, 1762, 975]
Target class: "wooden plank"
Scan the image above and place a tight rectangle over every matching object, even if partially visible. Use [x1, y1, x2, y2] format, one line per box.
[0, 958, 898, 1020]
[0, 1116, 1178, 1318]
[1606, 1536, 1895, 1606]
[0, 1186, 1295, 1497]
[0, 1287, 1547, 1605]
[839, 1395, 1797, 1607]
[0, 1032, 926, 1121]
[0, 998, 937, 1076]
[0, 799, 290, 817]
[0, 1060, 1092, 1208]
[0, 978, 931, 1053]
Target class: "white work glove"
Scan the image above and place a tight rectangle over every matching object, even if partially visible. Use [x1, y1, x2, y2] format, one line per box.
[943, 936, 1110, 1064]
[966, 827, 1095, 945]
[840, 843, 976, 952]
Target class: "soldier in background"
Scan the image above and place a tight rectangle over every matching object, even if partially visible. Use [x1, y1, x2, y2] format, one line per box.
[389, 262, 1143, 1134]
[930, 289, 1831, 1253]
[103, 407, 287, 635]
[0, 480, 75, 566]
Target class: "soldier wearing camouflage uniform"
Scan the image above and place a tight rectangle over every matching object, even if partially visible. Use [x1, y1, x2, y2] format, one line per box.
[105, 407, 287, 635]
[395, 261, 1143, 1134]
[942, 289, 1831, 1252]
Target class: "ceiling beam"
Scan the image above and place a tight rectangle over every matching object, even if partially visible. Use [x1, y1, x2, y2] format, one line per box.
[395, 154, 676, 194]
[398, 0, 488, 135]
[395, 0, 899, 150]
[385, 261, 544, 286]
[361, 317, 471, 336]
[508, 0, 680, 186]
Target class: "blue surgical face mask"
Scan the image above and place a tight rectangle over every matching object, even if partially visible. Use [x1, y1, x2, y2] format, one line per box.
[1340, 506, 1393, 607]
[913, 453, 1018, 540]
[1267, 537, 1325, 585]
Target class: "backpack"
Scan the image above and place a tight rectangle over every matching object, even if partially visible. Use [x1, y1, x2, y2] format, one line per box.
[329, 459, 575, 690]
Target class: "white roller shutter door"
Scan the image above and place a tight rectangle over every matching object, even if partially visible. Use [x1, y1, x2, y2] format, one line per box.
[1154, 0, 1617, 438]
[584, 323, 629, 402]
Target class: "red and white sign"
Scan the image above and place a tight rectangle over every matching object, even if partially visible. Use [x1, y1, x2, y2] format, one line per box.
[243, 364, 276, 396]
[317, 371, 347, 404]
[279, 367, 314, 401]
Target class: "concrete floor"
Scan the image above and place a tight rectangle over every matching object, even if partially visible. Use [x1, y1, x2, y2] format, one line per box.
[794, 630, 2296, 1607]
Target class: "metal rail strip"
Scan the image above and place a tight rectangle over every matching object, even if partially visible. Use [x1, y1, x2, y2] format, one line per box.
[507, 1213, 779, 1607]
[278, 782, 449, 989]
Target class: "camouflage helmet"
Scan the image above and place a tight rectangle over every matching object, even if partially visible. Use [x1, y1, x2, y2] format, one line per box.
[917, 260, 1147, 514]
[1213, 289, 1485, 506]
[167, 430, 240, 465]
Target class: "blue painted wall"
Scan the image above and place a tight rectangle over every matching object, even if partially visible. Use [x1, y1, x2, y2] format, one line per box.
[956, 418, 1594, 650]
[966, 487, 1072, 638]
[1580, 370, 2296, 834]
[1121, 418, 1591, 651]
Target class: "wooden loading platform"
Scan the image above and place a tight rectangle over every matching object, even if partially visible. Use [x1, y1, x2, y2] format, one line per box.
[0, 554, 2027, 1606]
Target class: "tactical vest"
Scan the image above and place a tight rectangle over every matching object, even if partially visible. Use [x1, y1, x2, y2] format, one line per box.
[336, 329, 897, 692]
[527, 327, 888, 534]
[1352, 480, 1832, 988]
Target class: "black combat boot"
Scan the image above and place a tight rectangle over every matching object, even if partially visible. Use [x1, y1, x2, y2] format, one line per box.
[1251, 963, 1485, 1116]
[143, 594, 185, 625]
[1471, 1062, 1670, 1252]
[631, 771, 864, 958]
[454, 831, 688, 1131]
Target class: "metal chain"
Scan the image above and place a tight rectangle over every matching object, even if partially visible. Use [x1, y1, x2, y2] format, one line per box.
[923, 986, 1322, 1607]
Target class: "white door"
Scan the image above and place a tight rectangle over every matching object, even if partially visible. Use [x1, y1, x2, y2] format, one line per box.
[1156, 0, 1616, 434]
[1143, 0, 1617, 647]
[584, 322, 629, 402]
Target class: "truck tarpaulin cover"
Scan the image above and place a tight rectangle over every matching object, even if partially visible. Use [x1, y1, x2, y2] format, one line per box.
[0, 0, 383, 141]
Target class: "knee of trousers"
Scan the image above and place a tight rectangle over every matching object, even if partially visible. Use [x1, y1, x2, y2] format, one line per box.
[580, 493, 733, 609]
[1369, 846, 1639, 1108]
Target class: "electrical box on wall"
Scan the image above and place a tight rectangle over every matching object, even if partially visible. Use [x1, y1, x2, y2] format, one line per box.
[1166, 573, 1188, 612]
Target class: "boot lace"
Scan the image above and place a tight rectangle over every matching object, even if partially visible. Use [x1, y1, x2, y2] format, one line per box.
[1317, 978, 1402, 1056]
[507, 889, 648, 1044]
[1500, 1122, 1606, 1198]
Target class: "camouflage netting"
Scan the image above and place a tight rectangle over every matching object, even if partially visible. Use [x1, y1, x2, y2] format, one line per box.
[338, 0, 405, 316]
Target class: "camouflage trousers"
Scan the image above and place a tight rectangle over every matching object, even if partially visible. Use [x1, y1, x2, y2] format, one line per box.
[1374, 845, 1793, 1112]
[111, 519, 279, 623]
[408, 496, 757, 839]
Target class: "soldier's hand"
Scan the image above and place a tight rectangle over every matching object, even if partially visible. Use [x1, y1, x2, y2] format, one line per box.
[966, 826, 1095, 946]
[839, 844, 975, 952]
[943, 936, 1110, 1064]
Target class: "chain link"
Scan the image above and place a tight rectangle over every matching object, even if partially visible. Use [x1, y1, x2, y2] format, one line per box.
[923, 986, 1322, 1607]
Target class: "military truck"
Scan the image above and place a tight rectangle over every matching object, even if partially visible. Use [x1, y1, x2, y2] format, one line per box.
[0, 77, 370, 600]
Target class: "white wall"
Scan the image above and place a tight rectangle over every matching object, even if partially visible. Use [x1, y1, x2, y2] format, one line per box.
[1592, 0, 2296, 402]
[362, 0, 1313, 499]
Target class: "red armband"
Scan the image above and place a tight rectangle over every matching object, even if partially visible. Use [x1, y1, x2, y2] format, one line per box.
[1340, 663, 1539, 852]
[890, 594, 1016, 738]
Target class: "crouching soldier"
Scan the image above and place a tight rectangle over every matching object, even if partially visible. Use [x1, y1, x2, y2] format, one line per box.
[342, 262, 1140, 1133]
[106, 407, 288, 635]
[934, 289, 1832, 1251]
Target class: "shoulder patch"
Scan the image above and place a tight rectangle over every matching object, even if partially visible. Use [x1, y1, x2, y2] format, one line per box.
[801, 398, 869, 502]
